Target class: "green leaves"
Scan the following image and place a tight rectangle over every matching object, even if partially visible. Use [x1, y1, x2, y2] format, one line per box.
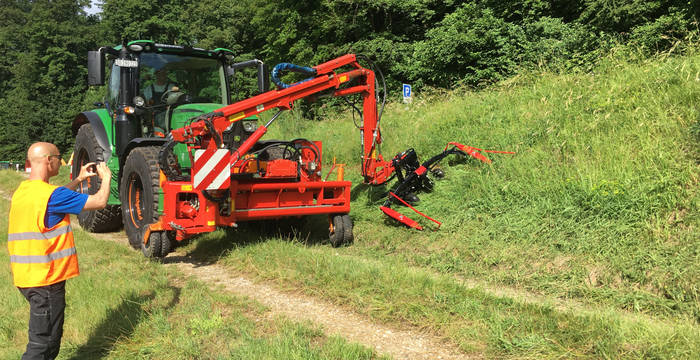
[0, 0, 697, 160]
[0, 0, 96, 159]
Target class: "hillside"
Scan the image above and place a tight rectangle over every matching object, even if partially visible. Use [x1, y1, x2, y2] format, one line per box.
[261, 48, 700, 355]
[1, 49, 699, 358]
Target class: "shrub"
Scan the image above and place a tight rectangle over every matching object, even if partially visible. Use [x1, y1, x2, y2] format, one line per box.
[411, 3, 523, 88]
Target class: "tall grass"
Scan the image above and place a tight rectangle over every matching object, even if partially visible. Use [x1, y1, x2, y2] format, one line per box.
[265, 47, 699, 320]
[171, 48, 700, 357]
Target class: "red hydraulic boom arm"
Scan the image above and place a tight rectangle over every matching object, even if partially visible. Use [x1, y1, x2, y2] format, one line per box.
[162, 54, 513, 234]
[170, 54, 394, 185]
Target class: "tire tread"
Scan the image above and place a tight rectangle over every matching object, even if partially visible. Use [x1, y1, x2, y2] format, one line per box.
[73, 124, 122, 232]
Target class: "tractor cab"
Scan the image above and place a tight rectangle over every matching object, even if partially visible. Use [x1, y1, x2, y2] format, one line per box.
[87, 40, 267, 158]
[133, 50, 227, 136]
[73, 41, 269, 239]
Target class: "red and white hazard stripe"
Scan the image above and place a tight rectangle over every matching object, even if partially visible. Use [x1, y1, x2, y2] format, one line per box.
[193, 149, 231, 190]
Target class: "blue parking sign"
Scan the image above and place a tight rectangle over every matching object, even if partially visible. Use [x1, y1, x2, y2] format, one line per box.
[402, 84, 412, 103]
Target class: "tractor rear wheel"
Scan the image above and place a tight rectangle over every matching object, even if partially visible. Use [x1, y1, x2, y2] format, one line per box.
[73, 124, 122, 232]
[329, 214, 353, 247]
[120, 146, 171, 257]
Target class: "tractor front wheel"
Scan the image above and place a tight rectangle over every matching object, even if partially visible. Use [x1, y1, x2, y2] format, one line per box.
[73, 124, 122, 232]
[120, 146, 171, 257]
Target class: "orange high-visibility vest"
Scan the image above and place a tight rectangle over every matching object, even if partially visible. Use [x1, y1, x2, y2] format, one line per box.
[7, 180, 79, 287]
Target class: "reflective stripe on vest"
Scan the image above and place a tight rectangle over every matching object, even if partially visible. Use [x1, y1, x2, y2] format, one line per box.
[8, 224, 72, 241]
[8, 180, 80, 287]
[10, 247, 77, 264]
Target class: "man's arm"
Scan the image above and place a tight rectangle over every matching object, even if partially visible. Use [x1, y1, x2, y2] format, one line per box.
[83, 163, 112, 211]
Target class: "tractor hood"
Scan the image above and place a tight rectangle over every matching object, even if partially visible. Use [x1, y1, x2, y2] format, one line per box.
[170, 103, 224, 131]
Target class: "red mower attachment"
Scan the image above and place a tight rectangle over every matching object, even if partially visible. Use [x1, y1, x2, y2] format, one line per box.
[380, 192, 443, 231]
[379, 142, 514, 230]
[446, 142, 516, 163]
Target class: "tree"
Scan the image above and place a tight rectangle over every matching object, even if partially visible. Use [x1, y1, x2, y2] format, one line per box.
[0, 0, 99, 160]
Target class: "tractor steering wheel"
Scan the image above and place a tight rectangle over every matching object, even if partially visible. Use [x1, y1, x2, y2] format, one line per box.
[160, 86, 182, 104]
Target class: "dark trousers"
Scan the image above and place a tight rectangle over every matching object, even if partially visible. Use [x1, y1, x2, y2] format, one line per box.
[17, 281, 66, 360]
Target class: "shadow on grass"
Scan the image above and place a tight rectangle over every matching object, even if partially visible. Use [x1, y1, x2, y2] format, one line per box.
[68, 286, 181, 360]
[351, 182, 389, 204]
[172, 213, 359, 263]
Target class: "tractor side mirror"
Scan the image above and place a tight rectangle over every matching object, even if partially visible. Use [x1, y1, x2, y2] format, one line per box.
[87, 50, 105, 86]
[227, 59, 269, 94]
[257, 62, 269, 94]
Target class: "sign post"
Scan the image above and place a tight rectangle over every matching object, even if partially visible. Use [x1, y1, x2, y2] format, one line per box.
[402, 84, 412, 104]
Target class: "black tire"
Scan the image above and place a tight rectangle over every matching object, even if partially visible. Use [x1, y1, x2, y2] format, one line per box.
[161, 230, 174, 256]
[73, 124, 122, 232]
[329, 215, 344, 248]
[120, 146, 162, 255]
[329, 214, 353, 247]
[142, 230, 162, 258]
[141, 231, 174, 259]
[341, 214, 353, 245]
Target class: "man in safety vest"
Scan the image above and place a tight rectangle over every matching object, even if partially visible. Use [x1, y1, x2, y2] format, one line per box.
[7, 142, 111, 360]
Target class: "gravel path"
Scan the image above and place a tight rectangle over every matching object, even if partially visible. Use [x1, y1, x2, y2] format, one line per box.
[162, 253, 471, 359]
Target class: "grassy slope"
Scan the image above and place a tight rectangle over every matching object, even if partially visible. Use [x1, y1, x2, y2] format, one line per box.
[0, 169, 384, 359]
[182, 49, 699, 358]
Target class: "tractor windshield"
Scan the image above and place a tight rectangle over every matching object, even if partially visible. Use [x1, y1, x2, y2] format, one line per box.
[138, 53, 227, 105]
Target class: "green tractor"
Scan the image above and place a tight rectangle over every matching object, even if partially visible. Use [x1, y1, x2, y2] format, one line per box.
[72, 40, 267, 254]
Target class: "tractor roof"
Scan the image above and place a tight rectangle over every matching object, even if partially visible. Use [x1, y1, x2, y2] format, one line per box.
[112, 40, 234, 60]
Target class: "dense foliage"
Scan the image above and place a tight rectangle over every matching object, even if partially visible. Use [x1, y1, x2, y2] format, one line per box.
[0, 0, 697, 160]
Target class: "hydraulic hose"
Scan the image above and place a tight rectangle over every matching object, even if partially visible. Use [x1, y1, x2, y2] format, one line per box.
[159, 134, 189, 182]
[271, 63, 317, 89]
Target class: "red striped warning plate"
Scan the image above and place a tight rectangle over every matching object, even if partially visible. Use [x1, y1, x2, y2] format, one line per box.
[193, 149, 231, 190]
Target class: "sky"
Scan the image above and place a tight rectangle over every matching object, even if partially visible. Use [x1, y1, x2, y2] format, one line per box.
[84, 1, 101, 15]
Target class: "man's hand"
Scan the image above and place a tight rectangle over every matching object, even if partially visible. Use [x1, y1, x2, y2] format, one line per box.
[76, 162, 98, 183]
[83, 162, 112, 211]
[95, 162, 111, 181]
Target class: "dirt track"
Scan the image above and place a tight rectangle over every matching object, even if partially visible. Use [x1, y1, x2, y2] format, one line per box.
[76, 227, 470, 359]
[164, 253, 470, 360]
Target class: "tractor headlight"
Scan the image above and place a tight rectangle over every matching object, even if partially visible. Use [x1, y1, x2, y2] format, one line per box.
[242, 121, 257, 132]
[133, 96, 145, 107]
[128, 44, 143, 52]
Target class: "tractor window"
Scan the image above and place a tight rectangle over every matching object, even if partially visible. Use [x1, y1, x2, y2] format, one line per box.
[138, 53, 226, 104]
[107, 62, 120, 112]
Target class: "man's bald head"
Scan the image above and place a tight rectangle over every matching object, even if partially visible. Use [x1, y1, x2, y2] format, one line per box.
[27, 142, 59, 166]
